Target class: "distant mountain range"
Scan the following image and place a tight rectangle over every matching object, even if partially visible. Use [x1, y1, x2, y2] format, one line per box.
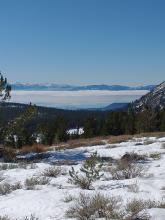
[87, 103, 129, 111]
[11, 83, 155, 91]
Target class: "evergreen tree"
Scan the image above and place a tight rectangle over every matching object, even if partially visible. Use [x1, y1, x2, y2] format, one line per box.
[0, 72, 11, 101]
[4, 105, 37, 148]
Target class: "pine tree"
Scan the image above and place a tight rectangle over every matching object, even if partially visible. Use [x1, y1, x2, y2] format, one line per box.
[4, 105, 37, 148]
[0, 72, 11, 101]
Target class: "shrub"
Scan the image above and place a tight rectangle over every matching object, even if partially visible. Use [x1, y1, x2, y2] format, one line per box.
[11, 182, 22, 191]
[2, 148, 16, 162]
[68, 152, 103, 189]
[23, 215, 39, 220]
[127, 182, 139, 193]
[25, 177, 39, 190]
[124, 199, 150, 220]
[0, 182, 22, 195]
[0, 215, 39, 220]
[121, 152, 147, 163]
[0, 163, 19, 171]
[149, 152, 161, 160]
[42, 166, 61, 178]
[63, 194, 75, 203]
[66, 193, 165, 220]
[109, 160, 145, 180]
[124, 199, 165, 220]
[0, 183, 12, 195]
[18, 162, 37, 169]
[66, 193, 123, 220]
[25, 176, 50, 190]
[0, 162, 37, 170]
[0, 216, 10, 220]
[143, 140, 154, 145]
[0, 174, 4, 182]
[161, 142, 165, 149]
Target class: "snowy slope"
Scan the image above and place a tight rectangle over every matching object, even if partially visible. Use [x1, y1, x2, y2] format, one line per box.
[0, 136, 165, 219]
[132, 81, 165, 111]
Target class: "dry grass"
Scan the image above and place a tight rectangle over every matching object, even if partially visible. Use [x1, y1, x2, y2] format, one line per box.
[56, 132, 165, 150]
[18, 144, 49, 154]
[58, 138, 105, 150]
[57, 135, 134, 150]
[134, 131, 165, 139]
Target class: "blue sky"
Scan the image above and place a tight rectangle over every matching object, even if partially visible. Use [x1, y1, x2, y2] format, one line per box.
[0, 0, 164, 85]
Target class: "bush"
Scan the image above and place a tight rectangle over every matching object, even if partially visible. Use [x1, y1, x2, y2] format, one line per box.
[0, 162, 37, 171]
[149, 152, 161, 160]
[124, 199, 150, 220]
[143, 140, 154, 145]
[127, 182, 139, 193]
[23, 215, 39, 220]
[68, 152, 103, 189]
[121, 152, 147, 163]
[11, 182, 22, 191]
[0, 215, 39, 220]
[66, 193, 123, 220]
[161, 142, 165, 149]
[0, 182, 22, 195]
[0, 216, 10, 220]
[2, 148, 16, 162]
[0, 163, 19, 171]
[66, 194, 164, 220]
[0, 183, 12, 195]
[25, 176, 50, 190]
[109, 160, 145, 180]
[18, 162, 37, 169]
[63, 194, 75, 203]
[42, 166, 61, 178]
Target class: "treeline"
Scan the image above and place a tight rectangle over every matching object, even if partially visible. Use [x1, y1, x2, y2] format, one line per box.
[83, 108, 165, 137]
[0, 104, 106, 148]
[0, 103, 165, 148]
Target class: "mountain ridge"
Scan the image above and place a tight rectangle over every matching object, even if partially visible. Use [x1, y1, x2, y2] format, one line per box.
[11, 83, 155, 91]
[132, 81, 165, 112]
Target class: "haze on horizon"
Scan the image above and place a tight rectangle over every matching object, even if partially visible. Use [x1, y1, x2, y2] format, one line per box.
[0, 0, 164, 86]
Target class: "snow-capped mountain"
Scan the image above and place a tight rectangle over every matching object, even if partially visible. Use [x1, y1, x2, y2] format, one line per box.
[11, 83, 155, 91]
[132, 81, 165, 111]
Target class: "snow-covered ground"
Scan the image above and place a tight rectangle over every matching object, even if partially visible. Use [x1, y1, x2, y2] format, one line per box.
[0, 136, 165, 219]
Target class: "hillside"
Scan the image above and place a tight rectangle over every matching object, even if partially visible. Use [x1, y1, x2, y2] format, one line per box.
[132, 81, 165, 112]
[0, 102, 107, 127]
[0, 135, 165, 219]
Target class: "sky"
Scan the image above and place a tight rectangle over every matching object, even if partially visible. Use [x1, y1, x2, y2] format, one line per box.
[0, 0, 164, 86]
